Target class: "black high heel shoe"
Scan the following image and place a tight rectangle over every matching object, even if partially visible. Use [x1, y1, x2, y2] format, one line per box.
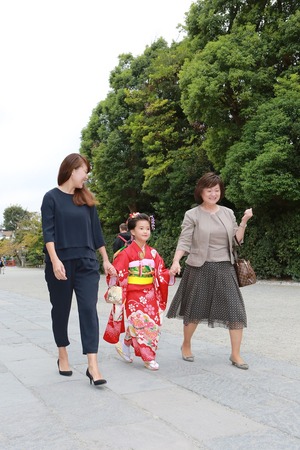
[57, 359, 73, 376]
[86, 368, 107, 386]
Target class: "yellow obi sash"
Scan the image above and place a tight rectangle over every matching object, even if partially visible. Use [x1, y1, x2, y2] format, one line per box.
[128, 261, 154, 285]
[128, 276, 153, 285]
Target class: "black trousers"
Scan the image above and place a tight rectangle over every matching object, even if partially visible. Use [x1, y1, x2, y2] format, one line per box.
[45, 258, 100, 354]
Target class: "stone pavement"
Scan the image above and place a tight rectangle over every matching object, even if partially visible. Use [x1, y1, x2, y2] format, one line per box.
[0, 267, 300, 450]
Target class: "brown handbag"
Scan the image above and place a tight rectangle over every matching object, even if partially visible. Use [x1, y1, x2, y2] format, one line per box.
[233, 241, 256, 287]
[234, 258, 256, 287]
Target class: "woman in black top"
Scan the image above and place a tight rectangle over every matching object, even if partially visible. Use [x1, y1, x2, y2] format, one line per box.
[41, 153, 116, 386]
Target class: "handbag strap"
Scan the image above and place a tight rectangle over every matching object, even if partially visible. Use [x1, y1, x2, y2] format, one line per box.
[233, 236, 241, 262]
[108, 275, 119, 287]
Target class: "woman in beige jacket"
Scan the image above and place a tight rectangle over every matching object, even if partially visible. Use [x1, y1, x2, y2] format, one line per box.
[167, 172, 253, 369]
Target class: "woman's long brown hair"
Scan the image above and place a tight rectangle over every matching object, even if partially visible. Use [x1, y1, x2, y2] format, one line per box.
[57, 153, 98, 206]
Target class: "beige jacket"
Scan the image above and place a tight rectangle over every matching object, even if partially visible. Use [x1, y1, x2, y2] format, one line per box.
[176, 205, 238, 267]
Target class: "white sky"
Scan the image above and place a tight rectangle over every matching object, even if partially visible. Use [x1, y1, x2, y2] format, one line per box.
[0, 0, 194, 226]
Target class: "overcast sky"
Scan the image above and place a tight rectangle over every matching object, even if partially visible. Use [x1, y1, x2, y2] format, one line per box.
[0, 0, 194, 226]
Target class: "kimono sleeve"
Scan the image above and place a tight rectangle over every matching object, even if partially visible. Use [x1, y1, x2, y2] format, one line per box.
[104, 248, 130, 303]
[154, 251, 175, 310]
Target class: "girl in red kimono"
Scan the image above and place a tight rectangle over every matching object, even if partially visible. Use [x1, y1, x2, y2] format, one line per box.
[103, 213, 174, 370]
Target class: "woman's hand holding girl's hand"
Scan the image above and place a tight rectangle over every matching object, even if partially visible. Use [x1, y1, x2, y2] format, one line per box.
[170, 261, 181, 276]
[103, 261, 117, 276]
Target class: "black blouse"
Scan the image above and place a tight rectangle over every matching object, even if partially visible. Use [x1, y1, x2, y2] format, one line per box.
[41, 188, 105, 262]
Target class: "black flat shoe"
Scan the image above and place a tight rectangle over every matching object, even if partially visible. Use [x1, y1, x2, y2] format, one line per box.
[57, 359, 72, 376]
[86, 368, 107, 386]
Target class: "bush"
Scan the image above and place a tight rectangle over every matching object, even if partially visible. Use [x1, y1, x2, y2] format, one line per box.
[239, 207, 300, 281]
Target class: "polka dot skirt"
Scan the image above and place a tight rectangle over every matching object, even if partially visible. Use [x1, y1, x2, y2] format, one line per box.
[166, 262, 247, 330]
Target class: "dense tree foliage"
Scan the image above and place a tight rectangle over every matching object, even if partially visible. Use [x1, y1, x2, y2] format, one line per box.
[80, 0, 300, 278]
[222, 75, 300, 207]
[14, 212, 44, 266]
[80, 39, 210, 241]
[3, 205, 29, 231]
[0, 209, 44, 267]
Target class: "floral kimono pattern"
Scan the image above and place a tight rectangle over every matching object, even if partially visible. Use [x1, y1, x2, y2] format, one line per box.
[103, 241, 173, 362]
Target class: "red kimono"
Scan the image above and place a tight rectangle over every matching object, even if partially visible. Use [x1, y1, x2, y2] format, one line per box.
[103, 241, 174, 362]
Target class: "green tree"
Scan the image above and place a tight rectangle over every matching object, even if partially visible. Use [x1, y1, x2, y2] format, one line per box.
[81, 38, 211, 240]
[222, 75, 300, 207]
[79, 0, 300, 278]
[80, 41, 172, 228]
[122, 40, 211, 233]
[180, 1, 300, 168]
[3, 205, 29, 231]
[180, 24, 278, 168]
[176, 0, 300, 278]
[14, 212, 44, 266]
[222, 75, 300, 279]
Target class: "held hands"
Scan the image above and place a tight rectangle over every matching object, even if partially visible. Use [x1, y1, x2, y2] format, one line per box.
[169, 250, 184, 276]
[170, 261, 181, 276]
[103, 261, 117, 277]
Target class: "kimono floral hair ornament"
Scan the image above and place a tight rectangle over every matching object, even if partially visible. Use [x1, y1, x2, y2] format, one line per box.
[129, 212, 140, 219]
[150, 215, 155, 230]
[127, 212, 155, 231]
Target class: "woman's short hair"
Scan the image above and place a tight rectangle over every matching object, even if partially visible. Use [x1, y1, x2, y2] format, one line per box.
[194, 172, 225, 204]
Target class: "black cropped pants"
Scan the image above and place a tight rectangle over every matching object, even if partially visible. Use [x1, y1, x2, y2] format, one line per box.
[45, 258, 100, 354]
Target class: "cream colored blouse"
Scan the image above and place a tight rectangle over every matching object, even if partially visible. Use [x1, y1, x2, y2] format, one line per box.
[205, 211, 231, 262]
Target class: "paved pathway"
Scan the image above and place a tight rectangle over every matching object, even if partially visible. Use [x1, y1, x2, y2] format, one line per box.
[0, 267, 300, 449]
